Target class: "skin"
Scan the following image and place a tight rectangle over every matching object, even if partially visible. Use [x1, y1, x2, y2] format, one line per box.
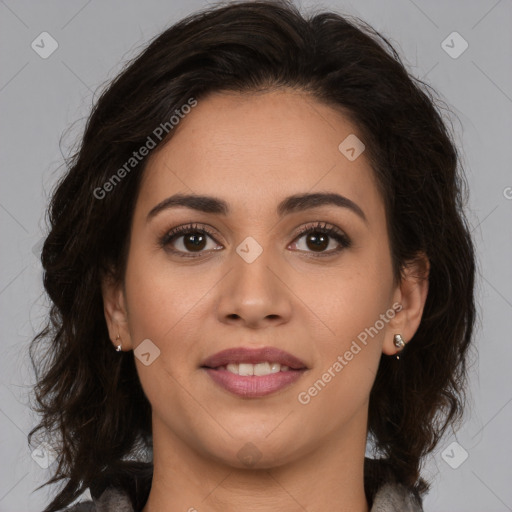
[102, 89, 429, 512]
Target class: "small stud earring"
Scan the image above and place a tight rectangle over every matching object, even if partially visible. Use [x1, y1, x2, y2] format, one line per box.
[393, 334, 405, 360]
[115, 334, 122, 352]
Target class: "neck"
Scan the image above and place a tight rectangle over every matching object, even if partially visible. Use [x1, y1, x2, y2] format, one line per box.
[142, 411, 370, 512]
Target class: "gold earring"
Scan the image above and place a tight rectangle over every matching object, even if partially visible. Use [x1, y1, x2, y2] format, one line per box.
[115, 333, 122, 352]
[393, 334, 405, 359]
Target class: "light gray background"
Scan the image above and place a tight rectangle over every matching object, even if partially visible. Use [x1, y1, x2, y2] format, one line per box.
[1, 1, 511, 511]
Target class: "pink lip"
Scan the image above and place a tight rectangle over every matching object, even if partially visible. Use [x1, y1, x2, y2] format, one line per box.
[203, 367, 307, 398]
[200, 346, 308, 370]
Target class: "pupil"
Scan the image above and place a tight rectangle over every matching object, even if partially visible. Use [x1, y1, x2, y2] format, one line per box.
[307, 232, 328, 251]
[184, 233, 206, 251]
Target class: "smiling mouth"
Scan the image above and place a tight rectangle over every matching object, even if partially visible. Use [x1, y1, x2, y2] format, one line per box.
[199, 346, 308, 397]
[201, 361, 302, 376]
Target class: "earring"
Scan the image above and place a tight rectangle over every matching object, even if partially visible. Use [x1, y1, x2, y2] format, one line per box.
[393, 334, 405, 360]
[115, 333, 122, 352]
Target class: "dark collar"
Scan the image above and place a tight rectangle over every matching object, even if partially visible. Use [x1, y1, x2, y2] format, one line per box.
[81, 458, 424, 512]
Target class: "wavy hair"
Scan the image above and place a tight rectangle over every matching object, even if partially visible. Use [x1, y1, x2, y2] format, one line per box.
[28, 1, 477, 510]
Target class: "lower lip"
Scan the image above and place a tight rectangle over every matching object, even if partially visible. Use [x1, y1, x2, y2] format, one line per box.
[202, 368, 307, 398]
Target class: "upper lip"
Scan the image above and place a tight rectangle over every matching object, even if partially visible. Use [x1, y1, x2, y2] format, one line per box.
[201, 346, 308, 370]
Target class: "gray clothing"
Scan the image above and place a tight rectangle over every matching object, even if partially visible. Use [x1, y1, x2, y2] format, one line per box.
[62, 479, 424, 511]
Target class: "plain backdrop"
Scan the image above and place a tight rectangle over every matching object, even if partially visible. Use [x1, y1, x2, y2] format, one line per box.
[0, 1, 511, 511]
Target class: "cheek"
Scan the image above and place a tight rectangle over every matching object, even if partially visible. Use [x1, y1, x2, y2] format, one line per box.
[122, 251, 205, 412]
[123, 243, 198, 338]
[293, 253, 394, 401]
[293, 256, 394, 341]
[295, 269, 391, 422]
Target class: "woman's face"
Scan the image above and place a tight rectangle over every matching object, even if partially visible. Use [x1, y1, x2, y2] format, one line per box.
[104, 89, 425, 468]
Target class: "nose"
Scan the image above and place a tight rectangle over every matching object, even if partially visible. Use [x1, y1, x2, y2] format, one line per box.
[215, 247, 293, 329]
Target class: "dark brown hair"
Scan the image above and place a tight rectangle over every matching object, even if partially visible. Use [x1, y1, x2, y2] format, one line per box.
[29, 1, 476, 510]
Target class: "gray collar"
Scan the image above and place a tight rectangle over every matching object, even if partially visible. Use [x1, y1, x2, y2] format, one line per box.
[66, 481, 424, 511]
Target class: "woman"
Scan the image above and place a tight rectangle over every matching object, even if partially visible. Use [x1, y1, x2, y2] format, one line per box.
[29, 1, 476, 511]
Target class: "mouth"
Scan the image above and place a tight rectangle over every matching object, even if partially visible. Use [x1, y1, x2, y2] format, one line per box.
[200, 346, 308, 398]
[200, 346, 308, 372]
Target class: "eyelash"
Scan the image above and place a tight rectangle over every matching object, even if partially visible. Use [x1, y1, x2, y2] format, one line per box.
[159, 221, 351, 259]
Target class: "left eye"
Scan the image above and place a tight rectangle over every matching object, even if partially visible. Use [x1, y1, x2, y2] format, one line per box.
[290, 223, 351, 255]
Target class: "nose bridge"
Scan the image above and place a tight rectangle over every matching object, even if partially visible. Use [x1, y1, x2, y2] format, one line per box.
[215, 238, 292, 327]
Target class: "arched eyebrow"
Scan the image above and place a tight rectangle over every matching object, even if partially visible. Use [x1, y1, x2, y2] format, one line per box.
[147, 192, 368, 225]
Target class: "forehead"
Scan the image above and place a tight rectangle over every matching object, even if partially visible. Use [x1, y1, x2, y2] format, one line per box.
[138, 89, 383, 222]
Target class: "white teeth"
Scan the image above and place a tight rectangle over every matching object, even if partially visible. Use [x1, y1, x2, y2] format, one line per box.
[222, 362, 292, 376]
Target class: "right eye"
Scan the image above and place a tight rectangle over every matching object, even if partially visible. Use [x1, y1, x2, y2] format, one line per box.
[159, 223, 223, 258]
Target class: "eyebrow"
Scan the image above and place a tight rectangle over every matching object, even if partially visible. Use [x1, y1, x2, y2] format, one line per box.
[147, 192, 368, 224]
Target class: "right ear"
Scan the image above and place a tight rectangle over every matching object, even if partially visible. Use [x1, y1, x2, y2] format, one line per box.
[101, 272, 133, 351]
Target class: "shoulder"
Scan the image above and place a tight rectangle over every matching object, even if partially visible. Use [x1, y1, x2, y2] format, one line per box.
[60, 487, 135, 512]
[371, 481, 424, 512]
[60, 503, 95, 512]
[60, 501, 95, 511]
[364, 457, 425, 511]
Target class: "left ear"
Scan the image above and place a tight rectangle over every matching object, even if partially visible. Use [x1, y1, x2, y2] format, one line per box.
[382, 252, 430, 356]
